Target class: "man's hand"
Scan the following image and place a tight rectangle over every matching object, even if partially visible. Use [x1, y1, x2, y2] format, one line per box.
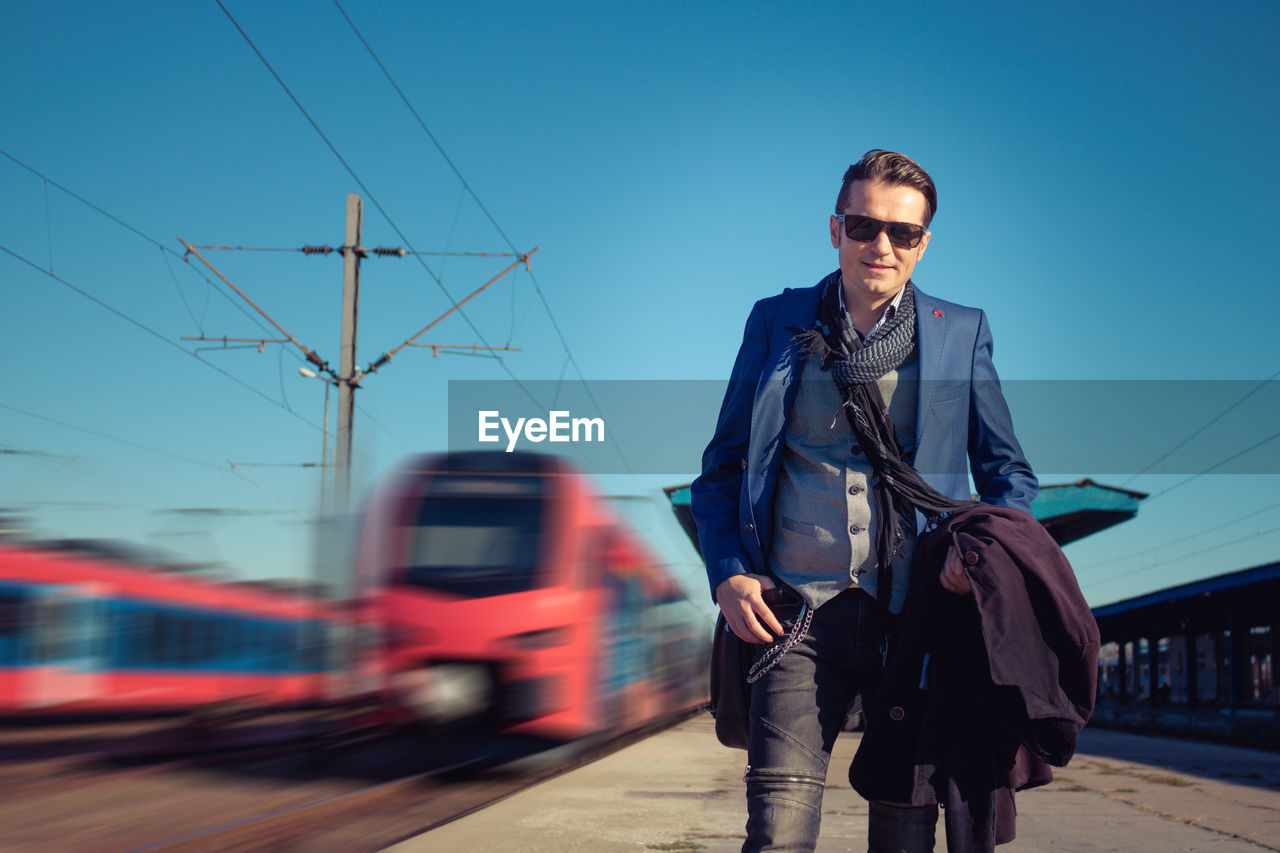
[715, 573, 784, 644]
[939, 545, 973, 595]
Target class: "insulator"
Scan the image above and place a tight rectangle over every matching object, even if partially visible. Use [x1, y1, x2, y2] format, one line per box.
[372, 246, 406, 257]
[305, 350, 326, 370]
[302, 244, 333, 255]
[368, 353, 391, 372]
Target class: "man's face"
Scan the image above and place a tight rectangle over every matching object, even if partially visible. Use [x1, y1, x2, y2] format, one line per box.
[829, 179, 931, 309]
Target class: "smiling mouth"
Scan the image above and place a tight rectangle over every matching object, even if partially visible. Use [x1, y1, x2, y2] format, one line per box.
[863, 262, 895, 271]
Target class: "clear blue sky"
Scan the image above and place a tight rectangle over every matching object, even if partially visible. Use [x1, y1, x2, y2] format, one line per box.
[2, 0, 1277, 608]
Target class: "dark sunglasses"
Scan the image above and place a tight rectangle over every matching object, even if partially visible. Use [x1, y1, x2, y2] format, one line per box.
[836, 214, 927, 249]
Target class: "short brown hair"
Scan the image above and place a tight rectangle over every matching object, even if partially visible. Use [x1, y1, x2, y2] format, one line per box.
[835, 149, 937, 226]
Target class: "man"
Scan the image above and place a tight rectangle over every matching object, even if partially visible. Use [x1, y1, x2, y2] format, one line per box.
[690, 150, 1036, 852]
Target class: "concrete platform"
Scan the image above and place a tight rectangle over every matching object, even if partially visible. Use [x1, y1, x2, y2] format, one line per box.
[391, 713, 1280, 852]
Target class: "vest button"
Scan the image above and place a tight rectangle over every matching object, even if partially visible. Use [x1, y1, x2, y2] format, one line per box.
[849, 524, 862, 534]
[850, 445, 862, 455]
[889, 706, 906, 721]
[745, 522, 755, 532]
[965, 551, 979, 565]
[848, 485, 862, 495]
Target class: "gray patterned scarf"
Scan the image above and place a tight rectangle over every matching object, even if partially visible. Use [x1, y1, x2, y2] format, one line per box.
[791, 272, 973, 615]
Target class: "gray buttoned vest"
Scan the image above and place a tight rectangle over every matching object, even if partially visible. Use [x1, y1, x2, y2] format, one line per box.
[766, 352, 919, 612]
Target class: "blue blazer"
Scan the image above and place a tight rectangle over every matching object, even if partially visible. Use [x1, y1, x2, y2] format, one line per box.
[690, 277, 1037, 599]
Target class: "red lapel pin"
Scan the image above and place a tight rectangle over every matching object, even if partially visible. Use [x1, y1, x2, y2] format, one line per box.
[933, 309, 944, 317]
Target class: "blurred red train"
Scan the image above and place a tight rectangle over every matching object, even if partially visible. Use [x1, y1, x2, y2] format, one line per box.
[0, 542, 334, 714]
[356, 451, 709, 742]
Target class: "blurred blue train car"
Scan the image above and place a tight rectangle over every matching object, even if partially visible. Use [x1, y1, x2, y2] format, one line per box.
[0, 543, 333, 713]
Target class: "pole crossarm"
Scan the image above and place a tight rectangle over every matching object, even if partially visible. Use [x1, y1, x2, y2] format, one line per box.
[226, 461, 322, 468]
[357, 247, 539, 380]
[188, 244, 516, 258]
[404, 343, 523, 358]
[179, 238, 335, 378]
[181, 335, 290, 353]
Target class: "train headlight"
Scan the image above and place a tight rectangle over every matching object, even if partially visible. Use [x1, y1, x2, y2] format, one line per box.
[392, 663, 493, 724]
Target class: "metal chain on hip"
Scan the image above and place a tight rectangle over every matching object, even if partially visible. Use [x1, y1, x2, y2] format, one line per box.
[745, 602, 814, 684]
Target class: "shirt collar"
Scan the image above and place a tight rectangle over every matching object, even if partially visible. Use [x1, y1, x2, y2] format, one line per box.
[838, 281, 908, 341]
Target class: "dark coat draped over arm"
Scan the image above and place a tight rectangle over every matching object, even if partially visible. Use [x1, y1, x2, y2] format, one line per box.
[850, 504, 1100, 851]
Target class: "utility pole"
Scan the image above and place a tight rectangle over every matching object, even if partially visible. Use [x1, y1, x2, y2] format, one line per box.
[336, 194, 362, 517]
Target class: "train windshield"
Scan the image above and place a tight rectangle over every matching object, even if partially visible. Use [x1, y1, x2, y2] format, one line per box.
[400, 496, 546, 597]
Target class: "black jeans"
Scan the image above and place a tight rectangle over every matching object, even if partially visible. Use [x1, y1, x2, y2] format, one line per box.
[743, 585, 887, 852]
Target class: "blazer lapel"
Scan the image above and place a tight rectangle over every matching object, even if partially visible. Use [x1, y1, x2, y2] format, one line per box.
[913, 285, 949, 456]
[747, 281, 823, 518]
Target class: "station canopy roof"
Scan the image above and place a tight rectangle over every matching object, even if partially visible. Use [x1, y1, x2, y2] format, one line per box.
[1091, 560, 1280, 638]
[664, 477, 1146, 558]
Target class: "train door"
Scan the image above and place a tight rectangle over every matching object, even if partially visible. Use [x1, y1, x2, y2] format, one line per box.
[25, 584, 104, 709]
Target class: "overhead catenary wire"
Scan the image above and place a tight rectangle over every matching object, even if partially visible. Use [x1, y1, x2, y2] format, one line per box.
[226, 460, 290, 508]
[1088, 525, 1280, 589]
[0, 244, 324, 434]
[1069, 373, 1280, 581]
[1119, 368, 1280, 488]
[1, 155, 427, 449]
[329, 1, 636, 475]
[1074, 498, 1280, 573]
[0, 402, 228, 473]
[43, 178, 54, 274]
[1144, 428, 1280, 499]
[213, 0, 558, 431]
[331, 0, 590, 366]
[329, 0, 520, 254]
[0, 161, 413, 449]
[213, 2, 488, 328]
[0, 147, 307, 352]
[162, 245, 206, 332]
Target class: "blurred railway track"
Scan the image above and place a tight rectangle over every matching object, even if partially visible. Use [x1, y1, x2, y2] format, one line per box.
[0, 708, 699, 851]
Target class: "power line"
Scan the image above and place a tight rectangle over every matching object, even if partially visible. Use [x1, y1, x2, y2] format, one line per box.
[1144, 428, 1280, 499]
[213, 0, 552, 414]
[329, 0, 520, 253]
[0, 244, 323, 432]
[329, 1, 635, 475]
[214, 3, 457, 295]
[0, 402, 227, 473]
[1074, 498, 1280, 573]
[354, 402, 410, 450]
[1088, 525, 1280, 589]
[1119, 369, 1280, 487]
[162, 245, 206, 332]
[0, 147, 308, 350]
[330, 0, 580, 363]
[1, 148, 170, 253]
[226, 460, 291, 508]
